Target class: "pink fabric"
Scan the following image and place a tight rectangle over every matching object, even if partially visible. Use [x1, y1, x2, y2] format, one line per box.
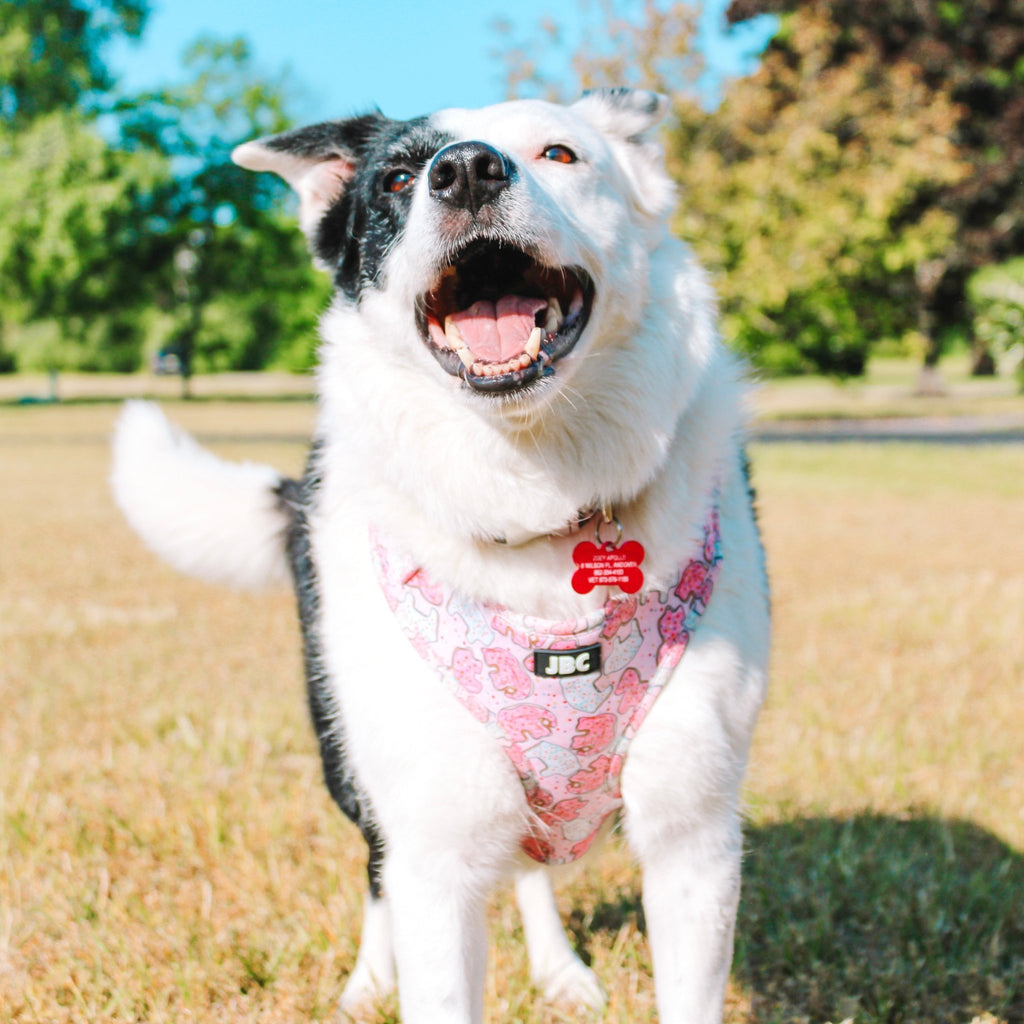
[370, 508, 721, 864]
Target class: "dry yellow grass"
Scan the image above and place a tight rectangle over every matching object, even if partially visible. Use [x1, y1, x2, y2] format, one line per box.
[2, 400, 1022, 1023]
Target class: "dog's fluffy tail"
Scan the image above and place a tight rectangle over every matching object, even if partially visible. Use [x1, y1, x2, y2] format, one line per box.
[111, 401, 293, 590]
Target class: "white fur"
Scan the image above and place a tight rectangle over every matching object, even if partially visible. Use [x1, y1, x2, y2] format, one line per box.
[112, 93, 770, 1023]
[111, 401, 290, 589]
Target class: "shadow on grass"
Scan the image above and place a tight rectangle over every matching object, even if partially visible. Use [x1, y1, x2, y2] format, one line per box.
[586, 813, 1024, 1024]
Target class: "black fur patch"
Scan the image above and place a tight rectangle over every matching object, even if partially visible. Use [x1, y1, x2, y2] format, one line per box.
[267, 114, 454, 300]
[740, 447, 771, 612]
[276, 449, 386, 899]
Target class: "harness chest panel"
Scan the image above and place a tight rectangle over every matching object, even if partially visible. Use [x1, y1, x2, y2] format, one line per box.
[371, 509, 721, 864]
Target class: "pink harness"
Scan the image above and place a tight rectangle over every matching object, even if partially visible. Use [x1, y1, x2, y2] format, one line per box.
[370, 509, 721, 864]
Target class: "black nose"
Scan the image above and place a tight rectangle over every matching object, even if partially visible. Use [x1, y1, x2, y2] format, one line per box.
[428, 141, 512, 214]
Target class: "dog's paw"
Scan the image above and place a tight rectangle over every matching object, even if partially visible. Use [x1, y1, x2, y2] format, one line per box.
[538, 957, 607, 1013]
[336, 967, 395, 1022]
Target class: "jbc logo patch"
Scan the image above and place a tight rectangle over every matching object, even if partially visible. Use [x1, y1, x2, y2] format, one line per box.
[532, 643, 602, 678]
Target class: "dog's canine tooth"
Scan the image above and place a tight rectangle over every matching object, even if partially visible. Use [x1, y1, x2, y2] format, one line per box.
[544, 298, 563, 334]
[443, 315, 463, 349]
[569, 288, 584, 317]
[445, 316, 477, 369]
[526, 326, 543, 361]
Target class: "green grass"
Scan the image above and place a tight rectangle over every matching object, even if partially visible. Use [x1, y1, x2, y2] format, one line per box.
[1, 401, 1022, 1023]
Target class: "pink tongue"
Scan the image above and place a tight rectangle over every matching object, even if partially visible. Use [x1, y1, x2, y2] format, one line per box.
[450, 295, 547, 363]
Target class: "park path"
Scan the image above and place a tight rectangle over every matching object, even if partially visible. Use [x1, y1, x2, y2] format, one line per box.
[752, 413, 1024, 444]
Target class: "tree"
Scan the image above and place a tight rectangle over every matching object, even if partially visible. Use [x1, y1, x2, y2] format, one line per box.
[667, 5, 967, 375]
[0, 110, 168, 371]
[969, 257, 1024, 390]
[496, 0, 966, 375]
[0, 0, 148, 126]
[726, 0, 1024, 377]
[0, 0, 155, 374]
[0, 9, 327, 379]
[115, 36, 328, 386]
[493, 0, 704, 102]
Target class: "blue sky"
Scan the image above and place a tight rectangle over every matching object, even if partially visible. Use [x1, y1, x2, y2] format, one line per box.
[106, 0, 777, 123]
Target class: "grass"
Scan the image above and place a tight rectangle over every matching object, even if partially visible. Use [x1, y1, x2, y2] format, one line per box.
[2, 400, 1023, 1023]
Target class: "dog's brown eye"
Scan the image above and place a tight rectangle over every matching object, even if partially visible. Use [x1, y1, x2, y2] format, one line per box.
[383, 169, 415, 194]
[542, 145, 577, 164]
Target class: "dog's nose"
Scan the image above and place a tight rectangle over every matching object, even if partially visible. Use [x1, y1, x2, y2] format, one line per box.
[428, 141, 512, 215]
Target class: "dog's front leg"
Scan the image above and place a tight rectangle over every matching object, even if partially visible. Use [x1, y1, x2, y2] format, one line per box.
[383, 854, 489, 1024]
[621, 661, 754, 1024]
[636, 819, 742, 1024]
[337, 887, 396, 1019]
[514, 867, 606, 1011]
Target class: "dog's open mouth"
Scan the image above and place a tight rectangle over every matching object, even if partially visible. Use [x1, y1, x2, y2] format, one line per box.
[418, 241, 594, 393]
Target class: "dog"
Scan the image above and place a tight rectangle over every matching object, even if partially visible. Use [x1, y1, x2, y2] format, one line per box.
[112, 88, 770, 1023]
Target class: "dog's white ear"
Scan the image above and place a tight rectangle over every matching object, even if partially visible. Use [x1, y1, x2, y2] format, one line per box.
[571, 89, 674, 220]
[570, 88, 670, 143]
[232, 114, 385, 236]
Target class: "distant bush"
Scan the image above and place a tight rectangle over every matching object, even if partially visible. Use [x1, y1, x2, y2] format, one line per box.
[969, 258, 1024, 391]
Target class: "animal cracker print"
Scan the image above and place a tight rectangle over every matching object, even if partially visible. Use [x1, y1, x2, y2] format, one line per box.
[370, 506, 721, 864]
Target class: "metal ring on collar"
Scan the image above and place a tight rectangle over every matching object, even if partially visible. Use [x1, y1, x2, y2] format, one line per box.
[595, 515, 623, 547]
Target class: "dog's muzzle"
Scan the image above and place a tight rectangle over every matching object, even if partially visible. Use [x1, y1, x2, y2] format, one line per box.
[417, 142, 594, 395]
[418, 241, 594, 394]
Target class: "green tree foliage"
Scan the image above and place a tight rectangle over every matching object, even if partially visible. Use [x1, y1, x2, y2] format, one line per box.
[0, 110, 167, 370]
[115, 37, 327, 378]
[0, 0, 158, 371]
[669, 7, 967, 375]
[501, 0, 1024, 377]
[969, 257, 1024, 389]
[0, 4, 326, 376]
[727, 0, 1024, 374]
[0, 0, 147, 125]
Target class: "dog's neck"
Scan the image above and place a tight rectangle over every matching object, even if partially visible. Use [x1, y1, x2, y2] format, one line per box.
[316, 341, 744, 618]
[313, 238, 745, 616]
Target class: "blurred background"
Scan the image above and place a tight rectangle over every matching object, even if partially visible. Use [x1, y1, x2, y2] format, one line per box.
[1, 0, 1023, 393]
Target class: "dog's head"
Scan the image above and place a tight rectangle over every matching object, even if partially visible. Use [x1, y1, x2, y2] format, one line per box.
[233, 89, 676, 404]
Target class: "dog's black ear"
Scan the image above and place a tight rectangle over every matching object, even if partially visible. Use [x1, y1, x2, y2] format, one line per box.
[232, 113, 387, 235]
[571, 88, 669, 143]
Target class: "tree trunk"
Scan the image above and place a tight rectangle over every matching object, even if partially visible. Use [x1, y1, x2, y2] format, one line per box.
[970, 343, 997, 376]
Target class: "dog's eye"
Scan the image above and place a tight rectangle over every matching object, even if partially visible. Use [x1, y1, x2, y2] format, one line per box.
[541, 145, 577, 164]
[383, 169, 416, 194]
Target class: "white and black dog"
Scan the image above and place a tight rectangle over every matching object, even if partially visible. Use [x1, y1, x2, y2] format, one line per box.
[112, 88, 770, 1023]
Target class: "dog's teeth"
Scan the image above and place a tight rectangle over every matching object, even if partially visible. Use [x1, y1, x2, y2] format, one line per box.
[518, 352, 533, 369]
[445, 316, 477, 368]
[525, 326, 543, 360]
[544, 298, 563, 334]
[443, 315, 463, 349]
[569, 288, 584, 316]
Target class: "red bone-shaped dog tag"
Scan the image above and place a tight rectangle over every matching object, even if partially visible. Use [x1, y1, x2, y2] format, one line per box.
[571, 540, 646, 595]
